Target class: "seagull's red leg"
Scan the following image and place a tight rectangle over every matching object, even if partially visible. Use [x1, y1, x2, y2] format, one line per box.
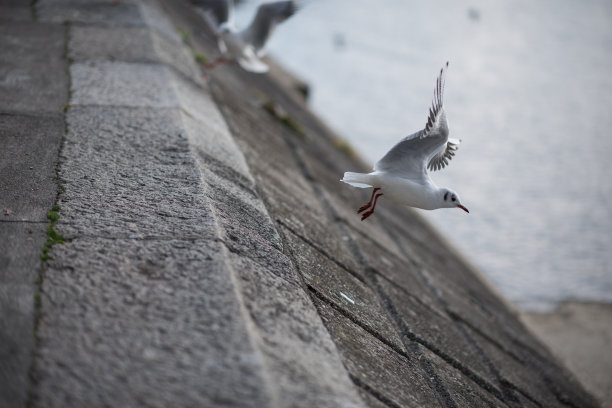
[204, 57, 221, 71]
[361, 192, 383, 221]
[358, 187, 381, 214]
[203, 57, 236, 81]
[204, 57, 233, 71]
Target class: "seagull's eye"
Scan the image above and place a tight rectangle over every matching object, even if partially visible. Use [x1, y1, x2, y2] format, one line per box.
[451, 196, 456, 202]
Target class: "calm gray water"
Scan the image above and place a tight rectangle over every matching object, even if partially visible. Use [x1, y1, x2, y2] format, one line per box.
[236, 0, 612, 311]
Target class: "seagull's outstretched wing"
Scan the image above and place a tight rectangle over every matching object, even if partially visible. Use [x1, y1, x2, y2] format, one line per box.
[192, 0, 234, 31]
[240, 1, 298, 55]
[427, 137, 460, 171]
[374, 62, 459, 179]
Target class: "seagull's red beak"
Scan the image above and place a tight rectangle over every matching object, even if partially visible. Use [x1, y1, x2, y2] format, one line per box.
[458, 205, 469, 213]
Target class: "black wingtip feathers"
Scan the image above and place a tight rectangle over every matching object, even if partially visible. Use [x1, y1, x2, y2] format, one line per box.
[423, 62, 449, 135]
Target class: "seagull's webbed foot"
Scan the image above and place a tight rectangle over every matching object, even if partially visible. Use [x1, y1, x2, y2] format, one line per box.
[360, 192, 383, 221]
[357, 203, 371, 214]
[357, 187, 381, 214]
[361, 210, 374, 221]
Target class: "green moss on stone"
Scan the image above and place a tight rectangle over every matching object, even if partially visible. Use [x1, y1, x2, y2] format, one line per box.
[332, 138, 358, 159]
[262, 100, 305, 137]
[40, 208, 65, 261]
[47, 211, 59, 222]
[177, 26, 190, 43]
[193, 51, 209, 65]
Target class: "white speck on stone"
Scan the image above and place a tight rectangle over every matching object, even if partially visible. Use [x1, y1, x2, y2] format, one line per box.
[340, 292, 355, 304]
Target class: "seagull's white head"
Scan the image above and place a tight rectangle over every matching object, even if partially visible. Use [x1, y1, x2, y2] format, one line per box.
[440, 188, 469, 213]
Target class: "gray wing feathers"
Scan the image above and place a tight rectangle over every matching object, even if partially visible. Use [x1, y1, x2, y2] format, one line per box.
[374, 130, 427, 178]
[424, 62, 461, 172]
[423, 61, 448, 138]
[191, 0, 232, 29]
[241, 1, 298, 53]
[427, 138, 460, 171]
[374, 62, 456, 178]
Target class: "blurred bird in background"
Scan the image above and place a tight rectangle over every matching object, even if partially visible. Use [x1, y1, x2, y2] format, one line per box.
[192, 0, 299, 73]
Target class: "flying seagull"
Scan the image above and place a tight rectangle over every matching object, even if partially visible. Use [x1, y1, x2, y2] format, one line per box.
[341, 62, 469, 221]
[192, 0, 299, 73]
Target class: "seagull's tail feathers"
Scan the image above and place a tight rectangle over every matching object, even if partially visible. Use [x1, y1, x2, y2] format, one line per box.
[238, 60, 268, 73]
[237, 54, 269, 73]
[341, 172, 374, 188]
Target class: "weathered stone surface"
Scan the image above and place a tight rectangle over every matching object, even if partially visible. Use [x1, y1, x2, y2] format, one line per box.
[355, 390, 393, 408]
[37, 0, 143, 26]
[69, 26, 157, 61]
[229, 253, 366, 408]
[0, 113, 64, 221]
[283, 227, 406, 352]
[349, 229, 443, 312]
[187, 94, 366, 407]
[0, 6, 31, 21]
[0, 11, 67, 408]
[203, 167, 281, 247]
[56, 106, 216, 239]
[182, 109, 252, 181]
[70, 60, 215, 123]
[377, 277, 500, 392]
[70, 25, 201, 83]
[28, 4, 369, 407]
[136, 0, 183, 43]
[214, 100, 364, 275]
[0, 222, 46, 408]
[420, 346, 509, 408]
[28, 6, 287, 403]
[0, 0, 31, 7]
[327, 192, 411, 264]
[0, 222, 45, 283]
[315, 298, 442, 407]
[439, 280, 554, 364]
[467, 324, 596, 408]
[39, 0, 182, 47]
[35, 238, 273, 408]
[0, 21, 67, 114]
[386, 216, 514, 321]
[70, 61, 175, 107]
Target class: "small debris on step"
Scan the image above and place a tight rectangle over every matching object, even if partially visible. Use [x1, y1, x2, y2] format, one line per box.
[340, 292, 355, 304]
